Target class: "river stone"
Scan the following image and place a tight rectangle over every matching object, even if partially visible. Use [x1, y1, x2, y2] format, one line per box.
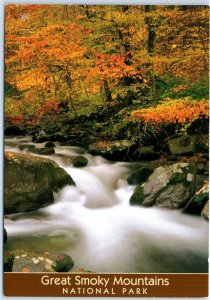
[168, 135, 196, 155]
[5, 250, 74, 272]
[45, 141, 56, 148]
[88, 140, 136, 161]
[73, 156, 88, 167]
[18, 144, 35, 151]
[4, 152, 75, 214]
[29, 147, 55, 155]
[133, 146, 161, 160]
[130, 163, 196, 209]
[196, 135, 209, 154]
[127, 167, 154, 185]
[201, 200, 209, 220]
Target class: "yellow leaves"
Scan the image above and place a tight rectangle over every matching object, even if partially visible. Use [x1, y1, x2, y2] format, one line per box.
[131, 98, 209, 126]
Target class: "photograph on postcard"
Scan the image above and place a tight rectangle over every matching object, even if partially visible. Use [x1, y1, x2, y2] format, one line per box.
[3, 4, 209, 297]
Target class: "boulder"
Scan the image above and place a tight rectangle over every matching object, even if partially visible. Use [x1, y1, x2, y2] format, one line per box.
[184, 183, 209, 215]
[130, 163, 196, 209]
[29, 147, 55, 155]
[4, 250, 74, 272]
[18, 144, 35, 151]
[201, 200, 209, 220]
[55, 154, 88, 167]
[45, 141, 56, 148]
[168, 135, 196, 155]
[196, 135, 209, 154]
[4, 152, 75, 214]
[127, 166, 154, 185]
[88, 140, 136, 161]
[73, 156, 88, 168]
[133, 146, 161, 160]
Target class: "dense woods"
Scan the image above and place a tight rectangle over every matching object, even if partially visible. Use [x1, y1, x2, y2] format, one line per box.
[4, 5, 209, 276]
[5, 5, 209, 145]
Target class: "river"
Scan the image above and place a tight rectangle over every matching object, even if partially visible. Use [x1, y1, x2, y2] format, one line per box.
[4, 136, 209, 273]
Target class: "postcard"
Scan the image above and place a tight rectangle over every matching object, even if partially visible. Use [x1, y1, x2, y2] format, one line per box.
[3, 3, 209, 297]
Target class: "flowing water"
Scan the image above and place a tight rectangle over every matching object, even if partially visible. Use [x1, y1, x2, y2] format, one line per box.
[4, 136, 209, 273]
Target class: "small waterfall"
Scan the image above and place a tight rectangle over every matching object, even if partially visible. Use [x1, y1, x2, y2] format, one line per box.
[4, 136, 209, 273]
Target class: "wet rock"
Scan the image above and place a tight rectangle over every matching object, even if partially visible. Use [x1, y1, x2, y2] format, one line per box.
[196, 135, 209, 154]
[73, 156, 88, 168]
[45, 141, 56, 148]
[201, 200, 209, 220]
[18, 144, 35, 151]
[130, 186, 145, 205]
[184, 183, 209, 216]
[5, 250, 74, 273]
[4, 152, 75, 214]
[4, 228, 7, 243]
[133, 146, 161, 160]
[29, 147, 55, 155]
[130, 163, 196, 209]
[127, 167, 154, 185]
[88, 140, 137, 161]
[168, 135, 196, 155]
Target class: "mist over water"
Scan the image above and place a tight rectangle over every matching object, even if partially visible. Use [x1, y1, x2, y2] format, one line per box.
[4, 137, 209, 273]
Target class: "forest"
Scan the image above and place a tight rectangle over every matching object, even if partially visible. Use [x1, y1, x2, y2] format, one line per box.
[5, 5, 209, 145]
[4, 5, 209, 276]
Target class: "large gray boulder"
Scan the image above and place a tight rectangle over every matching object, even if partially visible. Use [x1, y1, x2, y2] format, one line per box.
[4, 152, 75, 214]
[168, 135, 196, 155]
[88, 140, 136, 161]
[130, 163, 196, 209]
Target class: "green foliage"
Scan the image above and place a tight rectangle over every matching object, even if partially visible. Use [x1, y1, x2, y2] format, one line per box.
[5, 82, 19, 97]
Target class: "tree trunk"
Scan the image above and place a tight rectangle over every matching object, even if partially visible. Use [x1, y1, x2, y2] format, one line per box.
[145, 5, 156, 55]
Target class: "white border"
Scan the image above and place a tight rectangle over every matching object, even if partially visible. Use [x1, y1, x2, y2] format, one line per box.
[1, 1, 209, 299]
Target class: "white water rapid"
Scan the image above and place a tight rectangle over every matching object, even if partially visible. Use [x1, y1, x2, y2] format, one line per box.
[4, 136, 209, 273]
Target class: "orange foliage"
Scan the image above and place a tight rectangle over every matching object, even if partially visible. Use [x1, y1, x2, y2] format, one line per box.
[131, 98, 208, 125]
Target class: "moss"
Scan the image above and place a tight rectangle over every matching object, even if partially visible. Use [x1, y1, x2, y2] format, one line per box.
[73, 156, 88, 168]
[194, 192, 208, 205]
[127, 167, 154, 185]
[130, 186, 145, 206]
[52, 254, 74, 272]
[169, 172, 190, 187]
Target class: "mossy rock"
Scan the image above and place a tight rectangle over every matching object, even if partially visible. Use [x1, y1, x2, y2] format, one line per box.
[5, 249, 74, 273]
[133, 146, 161, 160]
[127, 167, 154, 185]
[130, 186, 145, 205]
[18, 144, 35, 151]
[72, 156, 88, 168]
[184, 183, 209, 216]
[129, 163, 196, 209]
[45, 141, 56, 148]
[168, 135, 196, 155]
[29, 147, 55, 155]
[4, 152, 75, 214]
[88, 140, 137, 161]
[52, 254, 74, 272]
